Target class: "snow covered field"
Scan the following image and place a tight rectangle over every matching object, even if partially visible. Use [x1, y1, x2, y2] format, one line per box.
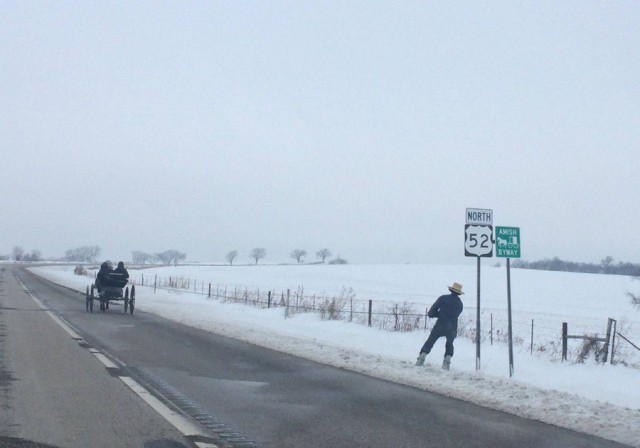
[30, 264, 640, 447]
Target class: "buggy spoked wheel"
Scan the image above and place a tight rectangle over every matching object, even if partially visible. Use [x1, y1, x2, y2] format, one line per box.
[89, 285, 95, 313]
[124, 287, 129, 313]
[129, 285, 135, 314]
[85, 286, 90, 312]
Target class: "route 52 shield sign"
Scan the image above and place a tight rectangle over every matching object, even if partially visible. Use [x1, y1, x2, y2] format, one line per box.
[465, 225, 493, 257]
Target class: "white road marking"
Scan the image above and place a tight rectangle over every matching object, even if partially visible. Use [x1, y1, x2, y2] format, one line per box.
[46, 311, 82, 339]
[92, 352, 119, 369]
[119, 376, 213, 440]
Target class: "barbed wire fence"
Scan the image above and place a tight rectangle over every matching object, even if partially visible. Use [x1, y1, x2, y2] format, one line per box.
[83, 270, 639, 367]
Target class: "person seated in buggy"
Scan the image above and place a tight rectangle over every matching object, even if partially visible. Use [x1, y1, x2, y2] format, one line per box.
[114, 261, 129, 281]
[95, 260, 128, 297]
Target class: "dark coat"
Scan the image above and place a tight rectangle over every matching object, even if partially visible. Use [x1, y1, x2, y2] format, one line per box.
[96, 262, 112, 287]
[96, 262, 128, 288]
[428, 292, 463, 332]
[114, 264, 129, 280]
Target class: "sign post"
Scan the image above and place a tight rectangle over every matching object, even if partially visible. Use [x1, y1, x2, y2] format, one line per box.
[495, 226, 520, 377]
[465, 208, 493, 371]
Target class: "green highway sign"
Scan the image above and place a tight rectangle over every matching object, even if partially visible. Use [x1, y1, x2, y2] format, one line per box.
[495, 226, 521, 258]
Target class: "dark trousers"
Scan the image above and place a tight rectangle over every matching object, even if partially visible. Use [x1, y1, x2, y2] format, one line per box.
[420, 324, 457, 357]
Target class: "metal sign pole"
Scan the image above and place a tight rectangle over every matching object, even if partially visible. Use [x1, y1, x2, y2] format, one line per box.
[507, 257, 514, 377]
[476, 256, 481, 371]
[466, 208, 493, 372]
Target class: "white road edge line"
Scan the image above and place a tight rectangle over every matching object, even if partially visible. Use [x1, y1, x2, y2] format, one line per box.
[46, 311, 83, 339]
[20, 280, 83, 340]
[93, 352, 119, 369]
[119, 376, 212, 440]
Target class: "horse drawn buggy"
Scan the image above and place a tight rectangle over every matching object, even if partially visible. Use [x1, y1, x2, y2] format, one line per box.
[85, 262, 135, 314]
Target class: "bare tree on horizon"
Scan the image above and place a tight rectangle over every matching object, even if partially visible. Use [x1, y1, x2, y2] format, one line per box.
[291, 249, 306, 263]
[226, 250, 238, 266]
[250, 248, 266, 265]
[156, 250, 186, 266]
[316, 248, 331, 263]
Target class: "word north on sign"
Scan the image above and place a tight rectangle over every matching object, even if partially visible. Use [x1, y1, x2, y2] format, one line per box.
[466, 208, 493, 225]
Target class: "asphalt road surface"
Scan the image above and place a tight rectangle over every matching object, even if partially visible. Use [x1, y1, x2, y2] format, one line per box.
[0, 266, 631, 448]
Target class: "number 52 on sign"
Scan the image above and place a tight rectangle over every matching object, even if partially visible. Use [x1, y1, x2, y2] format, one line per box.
[465, 225, 493, 257]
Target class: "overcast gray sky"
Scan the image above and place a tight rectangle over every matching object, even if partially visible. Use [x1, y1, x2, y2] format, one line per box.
[2, 1, 639, 265]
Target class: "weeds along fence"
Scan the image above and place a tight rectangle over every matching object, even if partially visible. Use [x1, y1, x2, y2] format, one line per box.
[122, 273, 639, 366]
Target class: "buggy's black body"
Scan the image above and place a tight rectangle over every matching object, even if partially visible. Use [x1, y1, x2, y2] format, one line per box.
[86, 271, 135, 314]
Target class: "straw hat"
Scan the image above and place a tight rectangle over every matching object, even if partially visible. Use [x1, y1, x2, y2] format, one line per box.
[448, 282, 464, 295]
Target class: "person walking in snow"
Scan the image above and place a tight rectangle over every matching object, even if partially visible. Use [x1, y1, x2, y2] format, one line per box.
[415, 282, 464, 370]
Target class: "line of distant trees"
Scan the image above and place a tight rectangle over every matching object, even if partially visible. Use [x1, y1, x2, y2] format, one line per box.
[223, 248, 347, 266]
[510, 256, 640, 276]
[0, 244, 348, 266]
[1, 246, 189, 266]
[131, 250, 186, 266]
[1, 246, 43, 262]
[65, 245, 101, 262]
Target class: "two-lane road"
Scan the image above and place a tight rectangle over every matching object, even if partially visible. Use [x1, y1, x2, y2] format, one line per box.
[0, 266, 197, 448]
[1, 266, 630, 447]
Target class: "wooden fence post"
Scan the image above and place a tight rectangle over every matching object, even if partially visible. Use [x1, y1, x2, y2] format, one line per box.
[425, 307, 428, 331]
[368, 300, 372, 327]
[530, 319, 534, 355]
[286, 289, 290, 318]
[602, 318, 614, 363]
[562, 322, 568, 362]
[394, 304, 399, 332]
[350, 297, 353, 322]
[490, 313, 493, 345]
[268, 291, 272, 308]
[610, 320, 617, 364]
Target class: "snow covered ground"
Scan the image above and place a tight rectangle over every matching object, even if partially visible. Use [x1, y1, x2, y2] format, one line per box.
[29, 264, 640, 447]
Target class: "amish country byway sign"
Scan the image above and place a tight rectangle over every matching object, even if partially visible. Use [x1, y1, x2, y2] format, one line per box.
[495, 226, 521, 258]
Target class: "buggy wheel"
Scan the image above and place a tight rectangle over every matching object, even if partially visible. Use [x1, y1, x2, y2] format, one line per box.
[85, 286, 90, 312]
[124, 287, 129, 313]
[130, 285, 135, 314]
[89, 285, 95, 314]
